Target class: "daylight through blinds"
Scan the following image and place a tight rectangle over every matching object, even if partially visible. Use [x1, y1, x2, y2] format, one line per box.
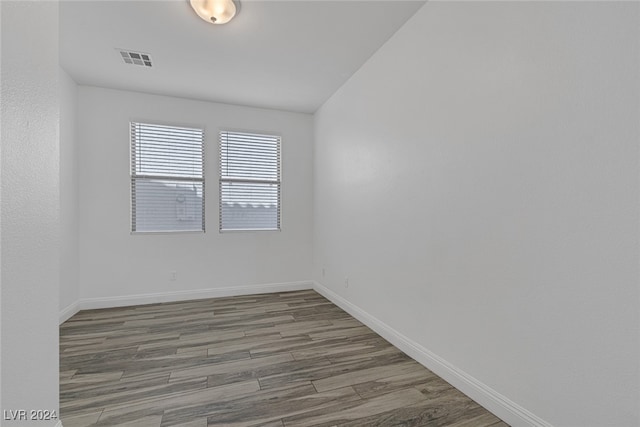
[220, 131, 281, 231]
[131, 122, 205, 232]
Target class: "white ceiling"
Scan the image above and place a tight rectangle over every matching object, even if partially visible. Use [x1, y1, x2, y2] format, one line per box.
[60, 1, 425, 114]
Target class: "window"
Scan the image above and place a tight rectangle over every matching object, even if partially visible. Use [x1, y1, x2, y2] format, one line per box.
[130, 122, 205, 233]
[219, 131, 281, 231]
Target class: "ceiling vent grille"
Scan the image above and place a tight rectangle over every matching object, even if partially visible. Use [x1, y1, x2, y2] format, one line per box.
[118, 49, 153, 68]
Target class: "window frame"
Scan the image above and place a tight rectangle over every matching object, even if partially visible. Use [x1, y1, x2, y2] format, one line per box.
[219, 129, 282, 232]
[130, 120, 206, 234]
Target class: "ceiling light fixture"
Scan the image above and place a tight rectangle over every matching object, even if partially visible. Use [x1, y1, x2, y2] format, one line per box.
[190, 0, 237, 25]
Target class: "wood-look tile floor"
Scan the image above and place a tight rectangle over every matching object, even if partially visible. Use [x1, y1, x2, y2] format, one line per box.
[60, 290, 509, 427]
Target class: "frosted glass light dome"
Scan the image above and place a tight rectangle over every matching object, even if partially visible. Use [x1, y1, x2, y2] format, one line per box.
[190, 0, 236, 25]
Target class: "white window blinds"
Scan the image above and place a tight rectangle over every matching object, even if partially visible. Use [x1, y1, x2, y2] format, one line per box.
[219, 131, 281, 231]
[131, 122, 205, 233]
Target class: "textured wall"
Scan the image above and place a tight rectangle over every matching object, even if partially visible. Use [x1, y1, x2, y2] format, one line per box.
[77, 86, 313, 302]
[1, 1, 61, 424]
[313, 2, 639, 426]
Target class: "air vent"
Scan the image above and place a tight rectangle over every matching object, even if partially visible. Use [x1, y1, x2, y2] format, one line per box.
[118, 49, 153, 68]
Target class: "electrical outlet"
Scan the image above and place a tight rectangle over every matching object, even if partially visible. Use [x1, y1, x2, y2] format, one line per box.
[170, 271, 177, 281]
[344, 277, 349, 288]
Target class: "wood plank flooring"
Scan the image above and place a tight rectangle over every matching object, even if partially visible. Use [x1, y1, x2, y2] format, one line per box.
[60, 290, 509, 427]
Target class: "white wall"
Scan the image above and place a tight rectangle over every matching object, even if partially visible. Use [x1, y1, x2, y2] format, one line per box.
[77, 87, 313, 303]
[313, 2, 639, 427]
[0, 1, 60, 425]
[60, 68, 79, 317]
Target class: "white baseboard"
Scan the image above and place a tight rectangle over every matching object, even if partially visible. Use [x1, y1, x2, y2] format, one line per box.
[56, 301, 80, 324]
[59, 281, 313, 324]
[59, 301, 80, 324]
[312, 281, 553, 427]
